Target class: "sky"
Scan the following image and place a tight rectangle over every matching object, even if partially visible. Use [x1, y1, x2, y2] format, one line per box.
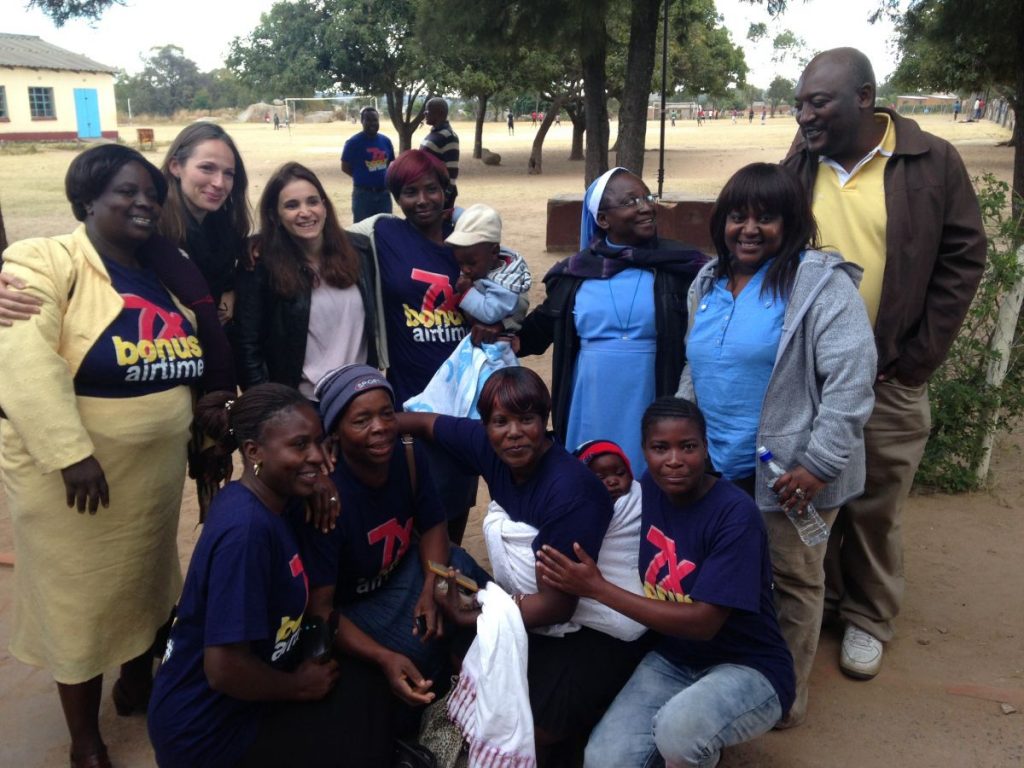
[1, 0, 902, 86]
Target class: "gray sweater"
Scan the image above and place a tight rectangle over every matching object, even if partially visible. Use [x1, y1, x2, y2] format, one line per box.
[677, 250, 877, 511]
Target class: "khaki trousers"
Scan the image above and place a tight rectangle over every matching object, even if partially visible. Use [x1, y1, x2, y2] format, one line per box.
[825, 379, 931, 642]
[765, 504, 839, 724]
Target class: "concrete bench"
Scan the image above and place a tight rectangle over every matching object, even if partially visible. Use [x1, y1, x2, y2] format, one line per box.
[546, 193, 716, 254]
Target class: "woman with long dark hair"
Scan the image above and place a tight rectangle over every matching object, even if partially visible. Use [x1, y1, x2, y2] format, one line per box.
[234, 162, 377, 397]
[677, 162, 876, 725]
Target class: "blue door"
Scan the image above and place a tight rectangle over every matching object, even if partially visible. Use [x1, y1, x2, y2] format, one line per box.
[74, 88, 101, 138]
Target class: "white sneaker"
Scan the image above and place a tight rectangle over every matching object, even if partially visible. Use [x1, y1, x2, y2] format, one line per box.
[840, 624, 883, 679]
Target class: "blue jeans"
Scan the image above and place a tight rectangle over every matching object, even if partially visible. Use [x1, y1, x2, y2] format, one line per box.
[584, 651, 781, 768]
[352, 186, 392, 222]
[340, 546, 490, 681]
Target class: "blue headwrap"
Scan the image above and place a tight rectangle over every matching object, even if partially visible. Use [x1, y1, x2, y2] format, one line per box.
[579, 166, 627, 250]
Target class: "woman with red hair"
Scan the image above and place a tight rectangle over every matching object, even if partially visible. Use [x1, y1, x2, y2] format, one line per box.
[347, 149, 481, 543]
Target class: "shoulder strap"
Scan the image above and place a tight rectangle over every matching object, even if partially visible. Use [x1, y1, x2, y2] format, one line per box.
[402, 434, 417, 495]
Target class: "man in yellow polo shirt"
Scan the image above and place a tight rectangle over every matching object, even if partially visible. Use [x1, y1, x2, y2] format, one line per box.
[783, 48, 986, 681]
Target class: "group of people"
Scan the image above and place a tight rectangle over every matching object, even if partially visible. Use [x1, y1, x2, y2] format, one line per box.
[0, 46, 986, 768]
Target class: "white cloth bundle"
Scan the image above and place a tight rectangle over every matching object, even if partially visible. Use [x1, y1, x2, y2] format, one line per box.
[403, 336, 519, 418]
[446, 583, 536, 768]
[482, 481, 647, 641]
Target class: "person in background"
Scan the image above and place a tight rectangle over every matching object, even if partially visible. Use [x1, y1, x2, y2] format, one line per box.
[233, 162, 377, 396]
[341, 106, 396, 223]
[0, 144, 232, 768]
[786, 47, 986, 681]
[538, 397, 794, 768]
[420, 97, 460, 212]
[148, 384, 394, 768]
[517, 167, 704, 476]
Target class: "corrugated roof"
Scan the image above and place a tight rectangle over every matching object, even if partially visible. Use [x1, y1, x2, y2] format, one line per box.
[0, 33, 116, 73]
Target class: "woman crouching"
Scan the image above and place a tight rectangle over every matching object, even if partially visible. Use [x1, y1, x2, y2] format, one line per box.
[538, 397, 795, 767]
[147, 385, 394, 768]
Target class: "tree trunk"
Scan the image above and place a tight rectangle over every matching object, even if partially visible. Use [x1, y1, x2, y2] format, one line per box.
[581, 3, 610, 187]
[387, 87, 426, 153]
[566, 104, 585, 161]
[1012, 66, 1023, 228]
[528, 95, 567, 175]
[615, 0, 661, 175]
[473, 93, 489, 159]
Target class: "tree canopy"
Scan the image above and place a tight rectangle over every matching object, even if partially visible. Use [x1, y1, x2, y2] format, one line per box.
[890, 0, 1022, 217]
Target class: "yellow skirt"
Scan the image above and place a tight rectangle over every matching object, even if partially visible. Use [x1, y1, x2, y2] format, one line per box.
[2, 387, 192, 684]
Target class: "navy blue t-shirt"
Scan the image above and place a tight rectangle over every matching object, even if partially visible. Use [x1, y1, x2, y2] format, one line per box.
[433, 416, 613, 557]
[638, 474, 795, 715]
[75, 258, 204, 398]
[341, 131, 395, 188]
[296, 438, 446, 603]
[374, 217, 467, 404]
[148, 483, 309, 768]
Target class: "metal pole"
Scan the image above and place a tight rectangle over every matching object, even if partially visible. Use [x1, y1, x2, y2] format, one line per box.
[657, 0, 668, 197]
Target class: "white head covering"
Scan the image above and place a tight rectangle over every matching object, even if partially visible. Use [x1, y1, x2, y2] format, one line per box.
[579, 166, 627, 250]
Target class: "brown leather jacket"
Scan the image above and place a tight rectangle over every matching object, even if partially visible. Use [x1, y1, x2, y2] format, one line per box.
[783, 108, 986, 386]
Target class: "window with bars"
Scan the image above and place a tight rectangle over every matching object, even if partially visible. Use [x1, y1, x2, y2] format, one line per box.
[28, 86, 55, 118]
[0, 86, 8, 119]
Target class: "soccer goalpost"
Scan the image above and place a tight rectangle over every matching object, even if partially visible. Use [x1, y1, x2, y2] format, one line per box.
[282, 95, 380, 127]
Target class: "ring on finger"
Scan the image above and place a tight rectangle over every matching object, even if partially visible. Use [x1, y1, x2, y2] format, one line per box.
[329, 495, 338, 503]
[794, 487, 806, 500]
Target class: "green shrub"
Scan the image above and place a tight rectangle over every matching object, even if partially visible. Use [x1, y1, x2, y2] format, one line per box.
[917, 174, 1024, 492]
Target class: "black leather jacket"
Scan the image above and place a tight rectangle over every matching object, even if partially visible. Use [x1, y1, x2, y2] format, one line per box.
[234, 233, 379, 390]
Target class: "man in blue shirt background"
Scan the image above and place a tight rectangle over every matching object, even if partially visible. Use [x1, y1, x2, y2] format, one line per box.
[341, 106, 396, 222]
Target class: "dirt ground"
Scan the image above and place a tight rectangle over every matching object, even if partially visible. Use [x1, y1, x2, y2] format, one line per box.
[0, 114, 1021, 767]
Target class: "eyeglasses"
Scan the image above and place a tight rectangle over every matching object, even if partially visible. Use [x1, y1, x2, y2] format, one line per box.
[600, 193, 659, 212]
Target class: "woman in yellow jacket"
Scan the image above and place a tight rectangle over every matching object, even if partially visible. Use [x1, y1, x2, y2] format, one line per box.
[0, 145, 229, 768]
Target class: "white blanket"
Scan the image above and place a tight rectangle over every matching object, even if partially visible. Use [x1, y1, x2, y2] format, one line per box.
[447, 583, 536, 768]
[482, 481, 647, 641]
[403, 336, 519, 418]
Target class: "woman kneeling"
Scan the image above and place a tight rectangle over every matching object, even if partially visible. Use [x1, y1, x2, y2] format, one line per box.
[147, 385, 394, 768]
[538, 397, 794, 768]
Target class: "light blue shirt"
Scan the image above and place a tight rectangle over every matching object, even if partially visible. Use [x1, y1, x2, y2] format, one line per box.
[687, 262, 786, 479]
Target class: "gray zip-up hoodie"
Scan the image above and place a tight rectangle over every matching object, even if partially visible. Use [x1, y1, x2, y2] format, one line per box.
[677, 250, 877, 511]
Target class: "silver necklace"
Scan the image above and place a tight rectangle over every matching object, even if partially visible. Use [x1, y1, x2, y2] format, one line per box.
[607, 270, 645, 340]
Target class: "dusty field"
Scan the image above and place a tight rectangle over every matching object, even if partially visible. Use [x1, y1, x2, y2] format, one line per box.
[1, 114, 1021, 767]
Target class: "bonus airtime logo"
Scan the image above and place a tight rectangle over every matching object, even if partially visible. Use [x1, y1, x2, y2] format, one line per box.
[403, 268, 466, 343]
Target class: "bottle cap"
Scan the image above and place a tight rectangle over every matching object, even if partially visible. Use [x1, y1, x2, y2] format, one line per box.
[756, 446, 773, 461]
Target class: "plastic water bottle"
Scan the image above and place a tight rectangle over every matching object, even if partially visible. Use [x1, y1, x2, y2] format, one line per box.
[756, 446, 830, 547]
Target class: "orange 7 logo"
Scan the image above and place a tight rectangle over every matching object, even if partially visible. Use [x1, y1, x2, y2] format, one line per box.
[122, 294, 186, 340]
[644, 525, 696, 595]
[410, 268, 459, 312]
[367, 518, 414, 570]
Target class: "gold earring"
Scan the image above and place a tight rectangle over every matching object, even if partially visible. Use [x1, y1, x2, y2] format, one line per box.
[253, 462, 262, 477]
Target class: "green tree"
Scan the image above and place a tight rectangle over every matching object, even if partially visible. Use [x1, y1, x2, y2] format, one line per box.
[230, 0, 438, 151]
[766, 75, 794, 116]
[890, 0, 1023, 222]
[26, 0, 119, 24]
[226, 0, 334, 99]
[115, 45, 201, 116]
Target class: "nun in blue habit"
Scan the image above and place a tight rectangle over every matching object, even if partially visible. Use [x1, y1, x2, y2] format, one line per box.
[516, 168, 705, 475]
